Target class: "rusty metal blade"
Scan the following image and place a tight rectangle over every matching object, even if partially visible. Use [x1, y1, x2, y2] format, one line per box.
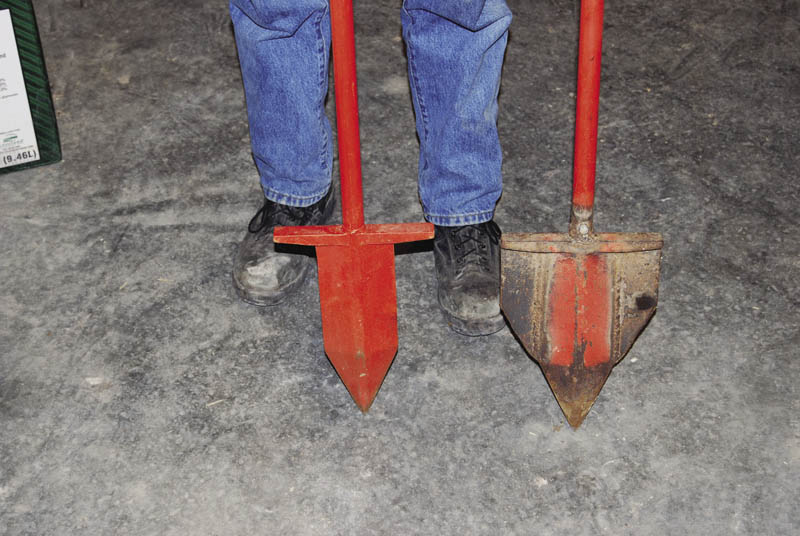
[540, 360, 614, 428]
[501, 232, 662, 427]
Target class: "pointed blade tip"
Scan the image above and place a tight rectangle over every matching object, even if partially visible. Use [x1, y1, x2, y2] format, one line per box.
[325, 346, 397, 414]
[557, 398, 596, 429]
[352, 392, 376, 413]
[565, 411, 588, 429]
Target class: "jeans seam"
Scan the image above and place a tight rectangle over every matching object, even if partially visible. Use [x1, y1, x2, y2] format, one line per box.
[264, 186, 328, 207]
[425, 210, 494, 226]
[426, 208, 494, 218]
[314, 8, 329, 175]
[404, 9, 430, 147]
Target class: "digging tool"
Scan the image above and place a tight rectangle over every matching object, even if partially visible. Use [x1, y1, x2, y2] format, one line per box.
[500, 0, 663, 428]
[273, 0, 433, 412]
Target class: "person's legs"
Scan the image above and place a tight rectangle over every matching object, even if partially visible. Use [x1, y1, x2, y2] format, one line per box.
[230, 0, 335, 306]
[230, 0, 333, 207]
[401, 0, 511, 225]
[230, 0, 513, 327]
[402, 0, 512, 335]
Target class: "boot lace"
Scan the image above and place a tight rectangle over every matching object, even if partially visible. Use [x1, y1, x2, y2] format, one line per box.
[449, 221, 501, 274]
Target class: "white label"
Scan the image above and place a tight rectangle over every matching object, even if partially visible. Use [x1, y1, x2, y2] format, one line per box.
[0, 9, 41, 169]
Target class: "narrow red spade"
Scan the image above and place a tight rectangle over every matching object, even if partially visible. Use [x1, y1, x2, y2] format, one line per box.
[274, 0, 433, 411]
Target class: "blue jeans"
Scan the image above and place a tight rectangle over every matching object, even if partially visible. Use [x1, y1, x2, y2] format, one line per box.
[230, 0, 511, 226]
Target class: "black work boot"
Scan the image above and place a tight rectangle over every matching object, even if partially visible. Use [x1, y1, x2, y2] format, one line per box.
[232, 189, 334, 306]
[433, 221, 505, 336]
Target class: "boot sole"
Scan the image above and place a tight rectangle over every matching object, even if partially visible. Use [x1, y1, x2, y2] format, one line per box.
[231, 261, 311, 307]
[231, 189, 336, 307]
[441, 309, 506, 337]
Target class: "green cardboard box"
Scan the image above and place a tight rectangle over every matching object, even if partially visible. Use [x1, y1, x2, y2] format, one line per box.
[0, 0, 60, 174]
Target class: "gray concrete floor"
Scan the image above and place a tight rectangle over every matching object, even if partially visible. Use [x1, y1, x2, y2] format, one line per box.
[1, 0, 798, 534]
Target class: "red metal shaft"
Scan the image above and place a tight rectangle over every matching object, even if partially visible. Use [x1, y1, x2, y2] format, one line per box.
[330, 0, 365, 232]
[572, 0, 604, 212]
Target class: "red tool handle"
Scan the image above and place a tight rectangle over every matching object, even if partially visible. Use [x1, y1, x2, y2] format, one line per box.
[330, 0, 365, 232]
[571, 0, 604, 237]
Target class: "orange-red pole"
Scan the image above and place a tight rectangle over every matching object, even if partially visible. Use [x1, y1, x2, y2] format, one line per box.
[572, 0, 604, 213]
[330, 0, 365, 232]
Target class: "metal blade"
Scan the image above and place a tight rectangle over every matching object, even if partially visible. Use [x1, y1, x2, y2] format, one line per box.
[275, 222, 434, 411]
[315, 243, 399, 412]
[501, 232, 662, 427]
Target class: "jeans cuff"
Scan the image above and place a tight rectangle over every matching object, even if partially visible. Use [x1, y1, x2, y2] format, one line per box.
[262, 185, 331, 207]
[425, 209, 494, 226]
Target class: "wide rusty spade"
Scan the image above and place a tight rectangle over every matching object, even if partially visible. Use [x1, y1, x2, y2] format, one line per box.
[500, 0, 663, 428]
[274, 0, 433, 412]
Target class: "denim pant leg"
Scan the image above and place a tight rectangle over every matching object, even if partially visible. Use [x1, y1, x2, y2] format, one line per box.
[230, 0, 333, 207]
[402, 0, 512, 226]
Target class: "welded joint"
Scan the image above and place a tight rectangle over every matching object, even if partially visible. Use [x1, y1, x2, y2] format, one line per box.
[569, 205, 595, 239]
